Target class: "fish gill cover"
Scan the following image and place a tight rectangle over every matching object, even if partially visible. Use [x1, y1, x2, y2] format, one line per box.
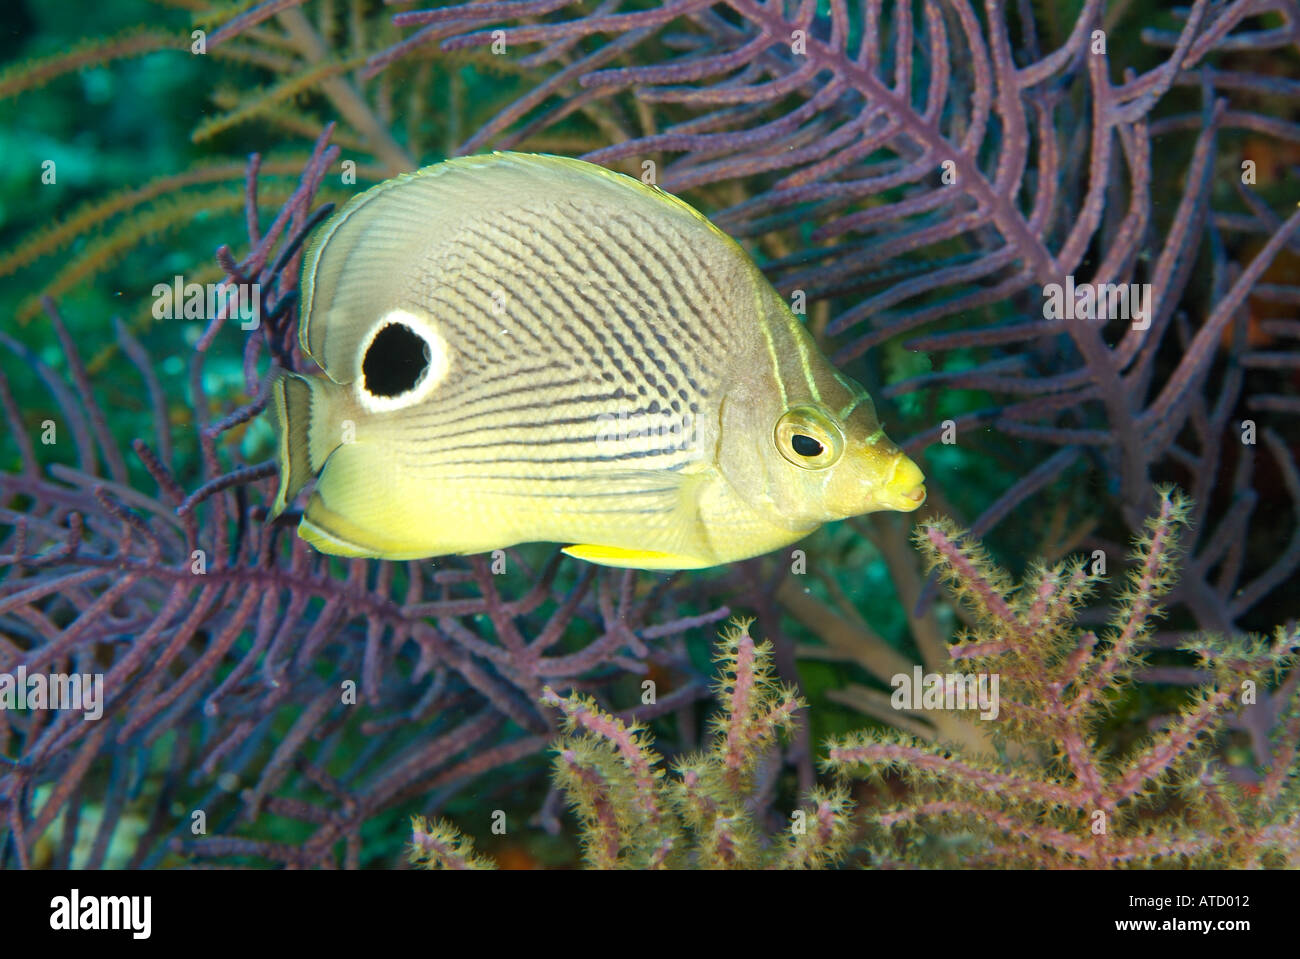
[0, 0, 1296, 869]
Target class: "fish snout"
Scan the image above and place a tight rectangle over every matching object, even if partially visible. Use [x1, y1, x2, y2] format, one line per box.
[879, 452, 926, 512]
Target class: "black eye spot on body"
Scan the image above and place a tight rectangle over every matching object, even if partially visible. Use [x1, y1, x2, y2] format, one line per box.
[363, 323, 429, 397]
[791, 434, 824, 457]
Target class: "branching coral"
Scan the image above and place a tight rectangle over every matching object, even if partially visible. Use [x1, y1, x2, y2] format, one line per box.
[411, 514, 1298, 869]
[544, 620, 855, 869]
[411, 619, 855, 869]
[408, 814, 497, 869]
[826, 488, 1300, 867]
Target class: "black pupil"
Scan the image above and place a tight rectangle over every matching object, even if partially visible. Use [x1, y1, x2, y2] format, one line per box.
[363, 323, 429, 397]
[791, 434, 823, 457]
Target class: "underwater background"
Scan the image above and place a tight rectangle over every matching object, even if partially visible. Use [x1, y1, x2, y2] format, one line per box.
[0, 0, 1297, 868]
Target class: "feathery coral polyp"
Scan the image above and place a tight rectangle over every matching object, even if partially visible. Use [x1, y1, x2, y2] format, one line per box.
[826, 489, 1300, 868]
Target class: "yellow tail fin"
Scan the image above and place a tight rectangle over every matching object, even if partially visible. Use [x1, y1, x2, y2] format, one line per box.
[269, 371, 341, 516]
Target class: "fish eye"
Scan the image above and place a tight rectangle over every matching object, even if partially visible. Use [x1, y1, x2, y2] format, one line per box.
[791, 434, 823, 456]
[774, 406, 844, 470]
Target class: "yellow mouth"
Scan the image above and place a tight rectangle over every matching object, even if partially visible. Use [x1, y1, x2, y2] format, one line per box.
[881, 453, 926, 512]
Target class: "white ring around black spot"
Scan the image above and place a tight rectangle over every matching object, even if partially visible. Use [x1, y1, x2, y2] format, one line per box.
[356, 309, 450, 413]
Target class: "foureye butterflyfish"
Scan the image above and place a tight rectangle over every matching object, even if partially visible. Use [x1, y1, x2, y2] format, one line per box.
[267, 152, 925, 569]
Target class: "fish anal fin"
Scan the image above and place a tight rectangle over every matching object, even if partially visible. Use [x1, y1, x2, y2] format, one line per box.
[561, 544, 714, 570]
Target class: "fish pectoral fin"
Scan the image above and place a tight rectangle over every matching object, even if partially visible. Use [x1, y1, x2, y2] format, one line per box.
[561, 544, 714, 570]
[558, 469, 716, 570]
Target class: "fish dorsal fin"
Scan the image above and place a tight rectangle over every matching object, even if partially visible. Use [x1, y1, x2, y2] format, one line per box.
[297, 152, 743, 385]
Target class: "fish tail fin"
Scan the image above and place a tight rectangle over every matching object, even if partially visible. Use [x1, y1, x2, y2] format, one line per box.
[269, 371, 343, 516]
